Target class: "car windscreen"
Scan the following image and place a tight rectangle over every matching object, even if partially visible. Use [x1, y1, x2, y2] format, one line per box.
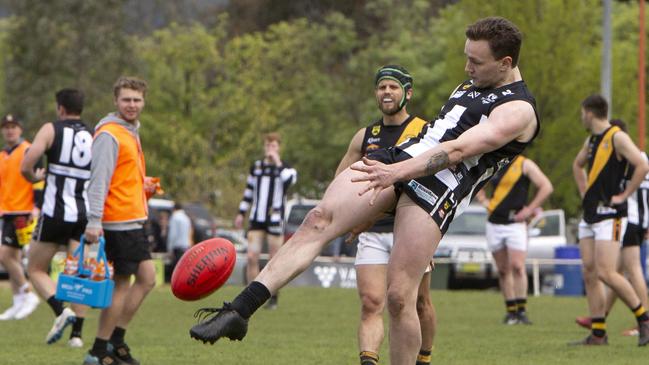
[445, 211, 487, 235]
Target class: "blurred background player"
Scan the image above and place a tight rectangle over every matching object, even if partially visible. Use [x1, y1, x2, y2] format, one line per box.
[167, 202, 192, 273]
[83, 77, 156, 365]
[575, 119, 649, 337]
[476, 155, 552, 325]
[234, 132, 296, 309]
[22, 89, 91, 347]
[334, 65, 436, 365]
[0, 114, 41, 320]
[571, 95, 649, 346]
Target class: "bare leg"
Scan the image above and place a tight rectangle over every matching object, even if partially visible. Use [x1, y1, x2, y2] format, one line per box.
[97, 276, 131, 339]
[27, 241, 60, 299]
[116, 260, 156, 329]
[0, 245, 27, 293]
[356, 264, 387, 354]
[621, 246, 649, 309]
[388, 196, 440, 365]
[256, 168, 396, 293]
[417, 272, 436, 352]
[246, 231, 264, 284]
[595, 240, 642, 309]
[492, 248, 514, 300]
[580, 238, 606, 317]
[509, 249, 528, 299]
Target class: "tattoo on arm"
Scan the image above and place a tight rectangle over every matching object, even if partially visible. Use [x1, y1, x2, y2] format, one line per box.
[425, 151, 450, 175]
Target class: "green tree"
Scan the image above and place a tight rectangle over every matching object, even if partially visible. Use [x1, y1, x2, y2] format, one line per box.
[4, 0, 134, 132]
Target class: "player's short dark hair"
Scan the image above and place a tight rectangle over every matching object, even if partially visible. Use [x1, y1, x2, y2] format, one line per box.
[113, 76, 148, 98]
[55, 89, 84, 115]
[610, 119, 627, 132]
[466, 17, 522, 67]
[581, 94, 608, 119]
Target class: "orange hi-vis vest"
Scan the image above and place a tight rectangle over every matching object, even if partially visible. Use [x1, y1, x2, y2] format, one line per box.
[95, 122, 148, 223]
[0, 140, 35, 214]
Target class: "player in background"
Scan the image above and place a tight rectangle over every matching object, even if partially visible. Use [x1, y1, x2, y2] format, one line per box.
[22, 89, 92, 347]
[0, 114, 41, 321]
[476, 155, 552, 325]
[234, 132, 296, 309]
[335, 65, 436, 365]
[571, 95, 649, 346]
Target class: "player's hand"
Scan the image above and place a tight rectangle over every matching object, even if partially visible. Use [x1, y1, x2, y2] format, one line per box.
[29, 208, 40, 224]
[513, 206, 534, 222]
[84, 227, 103, 244]
[268, 151, 282, 166]
[234, 214, 244, 229]
[350, 157, 397, 205]
[610, 194, 625, 206]
[33, 167, 46, 182]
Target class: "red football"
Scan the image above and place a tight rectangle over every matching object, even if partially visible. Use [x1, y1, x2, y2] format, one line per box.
[171, 238, 237, 301]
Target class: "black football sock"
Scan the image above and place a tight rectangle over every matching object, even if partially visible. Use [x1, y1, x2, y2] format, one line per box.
[110, 326, 126, 346]
[91, 338, 109, 356]
[47, 296, 64, 317]
[516, 298, 527, 313]
[70, 317, 84, 338]
[231, 281, 271, 319]
[632, 304, 649, 323]
[591, 317, 606, 338]
[505, 299, 517, 314]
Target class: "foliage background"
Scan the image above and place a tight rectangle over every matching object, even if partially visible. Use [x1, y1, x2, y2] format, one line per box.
[0, 0, 646, 220]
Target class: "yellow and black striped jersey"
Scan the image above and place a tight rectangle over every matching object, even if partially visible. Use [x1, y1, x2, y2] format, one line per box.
[487, 155, 530, 224]
[361, 115, 428, 233]
[582, 125, 627, 223]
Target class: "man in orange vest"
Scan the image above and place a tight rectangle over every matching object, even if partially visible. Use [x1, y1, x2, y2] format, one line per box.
[82, 77, 155, 365]
[0, 114, 41, 321]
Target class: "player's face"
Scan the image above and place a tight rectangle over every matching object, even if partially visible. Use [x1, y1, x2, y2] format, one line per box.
[1, 124, 22, 145]
[375, 79, 406, 116]
[264, 140, 280, 157]
[464, 39, 505, 88]
[115, 88, 145, 123]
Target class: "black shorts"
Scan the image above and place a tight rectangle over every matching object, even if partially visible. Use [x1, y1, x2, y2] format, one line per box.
[104, 228, 152, 276]
[33, 215, 87, 246]
[622, 223, 647, 248]
[368, 147, 459, 235]
[1, 214, 31, 249]
[248, 220, 283, 236]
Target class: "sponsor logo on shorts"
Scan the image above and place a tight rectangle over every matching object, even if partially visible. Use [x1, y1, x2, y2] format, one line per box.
[407, 180, 438, 206]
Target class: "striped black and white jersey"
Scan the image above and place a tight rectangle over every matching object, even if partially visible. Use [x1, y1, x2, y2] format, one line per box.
[626, 152, 649, 228]
[41, 119, 92, 222]
[393, 80, 539, 229]
[238, 159, 297, 225]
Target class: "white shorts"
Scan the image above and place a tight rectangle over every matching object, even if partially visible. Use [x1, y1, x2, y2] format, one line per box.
[355, 232, 432, 272]
[486, 222, 528, 252]
[578, 218, 626, 242]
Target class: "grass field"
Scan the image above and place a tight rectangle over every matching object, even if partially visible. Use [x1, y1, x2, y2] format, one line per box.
[0, 285, 647, 364]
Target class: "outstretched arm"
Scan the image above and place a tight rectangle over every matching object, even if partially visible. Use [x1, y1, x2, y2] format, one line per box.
[351, 100, 537, 203]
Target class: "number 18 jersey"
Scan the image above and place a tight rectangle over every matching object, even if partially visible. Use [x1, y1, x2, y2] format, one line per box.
[42, 119, 92, 222]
